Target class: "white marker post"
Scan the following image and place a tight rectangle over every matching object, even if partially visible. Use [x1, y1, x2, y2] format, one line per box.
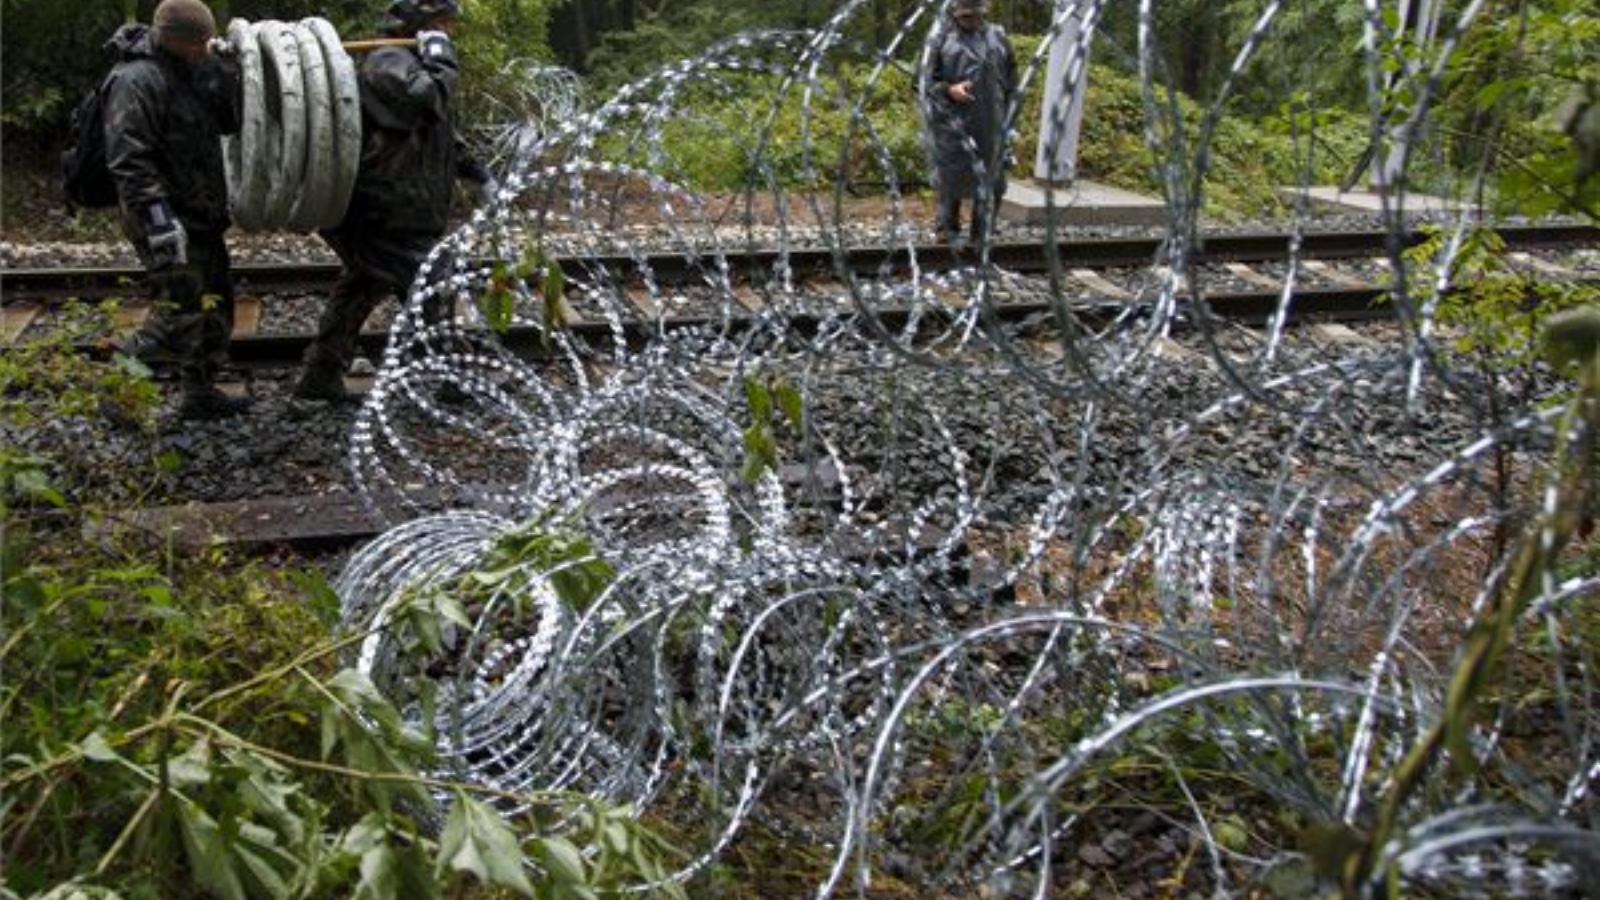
[1033, 0, 1093, 185]
[1372, 0, 1444, 191]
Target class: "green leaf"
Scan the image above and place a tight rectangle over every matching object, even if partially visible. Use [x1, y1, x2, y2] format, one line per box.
[353, 842, 399, 900]
[288, 569, 342, 626]
[532, 835, 587, 885]
[319, 706, 340, 762]
[78, 731, 120, 763]
[168, 738, 213, 789]
[1213, 815, 1250, 852]
[542, 258, 566, 308]
[1473, 80, 1509, 111]
[774, 380, 803, 430]
[12, 468, 66, 508]
[177, 802, 249, 900]
[541, 258, 569, 339]
[114, 353, 154, 380]
[436, 795, 535, 897]
[743, 376, 772, 421]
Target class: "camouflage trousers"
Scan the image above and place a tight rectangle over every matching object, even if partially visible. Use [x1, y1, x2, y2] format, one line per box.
[121, 221, 234, 385]
[303, 227, 448, 374]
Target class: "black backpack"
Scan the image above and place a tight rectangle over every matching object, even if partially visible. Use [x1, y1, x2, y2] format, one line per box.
[61, 79, 119, 209]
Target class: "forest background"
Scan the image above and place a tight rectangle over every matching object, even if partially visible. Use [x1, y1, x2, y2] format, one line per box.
[2, 0, 1593, 220]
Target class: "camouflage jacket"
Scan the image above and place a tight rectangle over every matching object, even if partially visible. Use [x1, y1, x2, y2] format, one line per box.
[344, 41, 490, 238]
[103, 24, 240, 233]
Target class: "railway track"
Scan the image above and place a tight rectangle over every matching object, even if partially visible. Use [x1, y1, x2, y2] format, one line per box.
[4, 224, 1595, 365]
[3, 223, 1595, 302]
[12, 222, 1593, 554]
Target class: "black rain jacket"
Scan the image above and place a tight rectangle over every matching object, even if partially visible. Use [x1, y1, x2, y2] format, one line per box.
[343, 41, 490, 238]
[924, 23, 1017, 191]
[103, 24, 240, 233]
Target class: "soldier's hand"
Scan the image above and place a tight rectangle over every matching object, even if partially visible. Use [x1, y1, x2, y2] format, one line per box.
[206, 36, 237, 59]
[417, 30, 456, 68]
[144, 202, 188, 270]
[948, 81, 975, 103]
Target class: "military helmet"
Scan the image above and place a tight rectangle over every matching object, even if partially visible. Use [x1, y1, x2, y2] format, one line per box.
[384, 0, 461, 29]
[952, 0, 990, 14]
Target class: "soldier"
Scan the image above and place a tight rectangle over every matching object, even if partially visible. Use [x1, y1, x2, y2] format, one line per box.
[106, 0, 250, 419]
[291, 0, 495, 402]
[923, 0, 1018, 246]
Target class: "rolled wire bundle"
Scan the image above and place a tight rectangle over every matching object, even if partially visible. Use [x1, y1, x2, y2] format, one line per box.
[224, 17, 360, 231]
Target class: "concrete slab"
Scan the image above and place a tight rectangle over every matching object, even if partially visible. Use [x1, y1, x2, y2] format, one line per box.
[1277, 186, 1462, 216]
[1000, 179, 1167, 227]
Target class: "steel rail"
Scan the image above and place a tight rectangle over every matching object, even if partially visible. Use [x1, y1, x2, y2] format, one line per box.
[51, 286, 1393, 371]
[4, 223, 1595, 303]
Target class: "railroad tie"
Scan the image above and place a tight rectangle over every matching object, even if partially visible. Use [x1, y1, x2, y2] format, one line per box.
[730, 285, 767, 313]
[113, 301, 153, 337]
[1223, 262, 1281, 291]
[625, 286, 663, 318]
[1301, 259, 1370, 290]
[1508, 251, 1579, 279]
[1, 302, 42, 345]
[231, 296, 263, 338]
[1069, 268, 1132, 300]
[1311, 322, 1376, 348]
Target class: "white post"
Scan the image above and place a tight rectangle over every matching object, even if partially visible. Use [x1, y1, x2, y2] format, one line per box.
[1033, 0, 1092, 185]
[1373, 0, 1443, 191]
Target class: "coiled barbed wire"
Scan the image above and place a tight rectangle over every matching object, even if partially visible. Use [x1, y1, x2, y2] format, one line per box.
[332, 1, 1597, 895]
[467, 60, 586, 174]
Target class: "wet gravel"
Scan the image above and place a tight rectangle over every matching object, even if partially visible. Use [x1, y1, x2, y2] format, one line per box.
[2, 315, 1514, 520]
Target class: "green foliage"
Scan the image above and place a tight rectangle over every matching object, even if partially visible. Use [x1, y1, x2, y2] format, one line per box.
[439, 515, 619, 618]
[0, 302, 158, 431]
[1, 374, 676, 898]
[479, 247, 566, 337]
[739, 374, 802, 484]
[1334, 309, 1600, 894]
[603, 32, 1370, 219]
[1013, 44, 1371, 218]
[0, 302, 161, 510]
[438, 795, 536, 897]
[1436, 0, 1600, 219]
[455, 0, 557, 130]
[0, 1, 372, 143]
[1406, 224, 1600, 372]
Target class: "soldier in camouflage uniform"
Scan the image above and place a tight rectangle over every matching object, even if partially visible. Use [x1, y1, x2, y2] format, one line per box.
[292, 0, 495, 402]
[106, 0, 250, 419]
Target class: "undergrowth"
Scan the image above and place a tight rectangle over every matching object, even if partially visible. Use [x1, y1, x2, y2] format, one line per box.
[0, 334, 685, 900]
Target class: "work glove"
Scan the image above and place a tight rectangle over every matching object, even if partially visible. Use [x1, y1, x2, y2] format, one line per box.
[144, 201, 188, 270]
[416, 30, 457, 69]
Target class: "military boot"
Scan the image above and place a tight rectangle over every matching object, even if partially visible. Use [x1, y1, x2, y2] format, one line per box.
[291, 363, 355, 403]
[178, 383, 254, 420]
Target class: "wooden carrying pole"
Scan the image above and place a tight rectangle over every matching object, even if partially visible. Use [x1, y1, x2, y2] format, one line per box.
[340, 37, 417, 52]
